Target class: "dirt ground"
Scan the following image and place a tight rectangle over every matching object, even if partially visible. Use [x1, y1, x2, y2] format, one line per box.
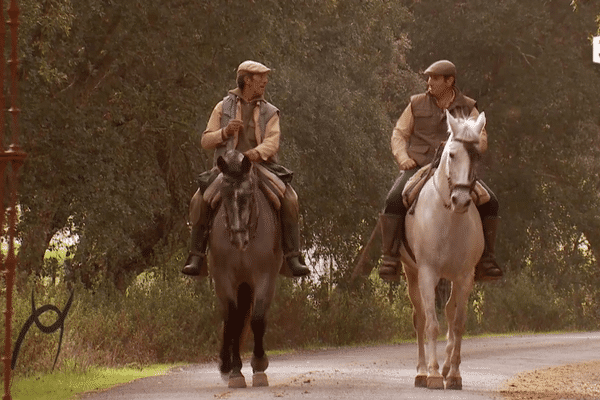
[500, 360, 600, 400]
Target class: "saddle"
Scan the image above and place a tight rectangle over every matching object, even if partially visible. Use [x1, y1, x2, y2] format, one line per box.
[402, 164, 491, 211]
[203, 163, 285, 210]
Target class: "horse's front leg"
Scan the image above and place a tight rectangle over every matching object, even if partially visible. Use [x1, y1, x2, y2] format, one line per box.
[444, 280, 473, 390]
[221, 300, 246, 388]
[250, 315, 269, 387]
[405, 267, 427, 387]
[419, 269, 444, 389]
[219, 303, 234, 379]
[250, 285, 275, 387]
[442, 283, 457, 380]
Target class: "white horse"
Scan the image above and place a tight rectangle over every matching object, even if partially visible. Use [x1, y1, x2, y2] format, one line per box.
[401, 110, 486, 390]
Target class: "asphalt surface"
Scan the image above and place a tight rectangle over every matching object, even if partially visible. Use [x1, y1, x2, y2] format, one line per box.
[81, 332, 600, 400]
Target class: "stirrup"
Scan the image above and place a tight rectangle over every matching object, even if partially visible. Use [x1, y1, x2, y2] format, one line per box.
[285, 253, 311, 277]
[474, 257, 503, 282]
[181, 253, 207, 277]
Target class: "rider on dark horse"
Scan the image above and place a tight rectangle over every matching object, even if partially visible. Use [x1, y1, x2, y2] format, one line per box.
[182, 60, 311, 278]
[381, 60, 503, 282]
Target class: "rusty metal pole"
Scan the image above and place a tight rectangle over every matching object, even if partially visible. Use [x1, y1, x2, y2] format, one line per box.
[1, 0, 24, 399]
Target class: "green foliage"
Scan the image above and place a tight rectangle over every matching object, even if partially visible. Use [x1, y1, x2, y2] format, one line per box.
[402, 0, 600, 278]
[15, 0, 419, 289]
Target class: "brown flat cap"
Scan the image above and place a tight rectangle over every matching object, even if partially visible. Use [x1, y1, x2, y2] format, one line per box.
[237, 60, 271, 79]
[424, 60, 456, 76]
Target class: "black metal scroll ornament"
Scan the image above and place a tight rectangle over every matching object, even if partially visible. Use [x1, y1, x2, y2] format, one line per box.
[11, 290, 74, 371]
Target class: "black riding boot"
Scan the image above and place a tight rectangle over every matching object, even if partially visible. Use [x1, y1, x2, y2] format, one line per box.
[379, 213, 404, 281]
[281, 187, 310, 278]
[474, 216, 503, 282]
[182, 192, 210, 277]
[181, 222, 209, 276]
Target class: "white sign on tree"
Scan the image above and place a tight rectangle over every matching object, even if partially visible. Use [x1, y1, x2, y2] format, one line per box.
[594, 36, 600, 64]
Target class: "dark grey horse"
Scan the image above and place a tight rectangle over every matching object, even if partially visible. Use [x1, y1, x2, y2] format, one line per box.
[210, 150, 282, 388]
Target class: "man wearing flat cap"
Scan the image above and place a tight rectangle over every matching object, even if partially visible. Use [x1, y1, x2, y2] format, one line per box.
[182, 60, 310, 278]
[379, 59, 503, 282]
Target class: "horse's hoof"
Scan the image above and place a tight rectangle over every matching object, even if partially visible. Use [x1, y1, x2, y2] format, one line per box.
[228, 373, 247, 388]
[252, 372, 269, 387]
[445, 376, 462, 390]
[414, 374, 428, 388]
[427, 375, 445, 389]
[251, 355, 269, 373]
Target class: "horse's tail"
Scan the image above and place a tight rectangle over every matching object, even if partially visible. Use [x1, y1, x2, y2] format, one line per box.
[237, 282, 253, 354]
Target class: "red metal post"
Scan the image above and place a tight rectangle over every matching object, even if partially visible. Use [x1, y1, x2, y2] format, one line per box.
[1, 0, 25, 399]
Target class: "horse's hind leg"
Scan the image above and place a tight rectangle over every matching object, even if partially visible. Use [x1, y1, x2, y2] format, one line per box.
[250, 299, 270, 387]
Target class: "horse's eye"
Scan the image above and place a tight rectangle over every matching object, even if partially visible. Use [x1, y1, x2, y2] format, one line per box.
[449, 153, 455, 159]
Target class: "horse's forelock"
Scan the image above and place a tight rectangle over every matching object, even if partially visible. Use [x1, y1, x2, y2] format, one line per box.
[221, 150, 253, 181]
[448, 117, 480, 145]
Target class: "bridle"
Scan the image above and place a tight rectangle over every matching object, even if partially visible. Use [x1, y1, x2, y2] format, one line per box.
[222, 170, 260, 241]
[434, 137, 479, 209]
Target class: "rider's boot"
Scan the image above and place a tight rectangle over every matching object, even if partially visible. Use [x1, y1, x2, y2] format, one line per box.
[280, 185, 311, 278]
[474, 216, 503, 282]
[379, 213, 404, 281]
[181, 190, 210, 277]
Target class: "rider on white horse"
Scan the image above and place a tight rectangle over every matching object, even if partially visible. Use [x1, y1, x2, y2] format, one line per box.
[182, 61, 310, 278]
[381, 60, 502, 282]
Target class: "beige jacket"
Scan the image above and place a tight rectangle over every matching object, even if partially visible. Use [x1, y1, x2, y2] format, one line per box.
[201, 89, 280, 162]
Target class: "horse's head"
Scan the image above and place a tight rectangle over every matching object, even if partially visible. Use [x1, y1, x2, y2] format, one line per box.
[441, 110, 486, 213]
[216, 150, 257, 251]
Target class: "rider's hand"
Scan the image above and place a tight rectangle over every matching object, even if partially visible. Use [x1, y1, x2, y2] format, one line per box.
[222, 119, 243, 140]
[243, 149, 261, 162]
[400, 158, 417, 170]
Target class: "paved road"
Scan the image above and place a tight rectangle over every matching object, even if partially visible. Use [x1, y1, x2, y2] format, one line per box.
[81, 332, 600, 400]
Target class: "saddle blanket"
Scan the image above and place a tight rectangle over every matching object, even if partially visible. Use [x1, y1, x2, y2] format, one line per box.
[203, 163, 285, 210]
[402, 164, 490, 209]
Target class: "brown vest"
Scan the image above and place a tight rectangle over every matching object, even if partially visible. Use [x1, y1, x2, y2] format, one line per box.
[408, 91, 476, 166]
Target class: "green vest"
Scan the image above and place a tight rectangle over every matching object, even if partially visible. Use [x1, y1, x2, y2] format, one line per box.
[408, 91, 476, 167]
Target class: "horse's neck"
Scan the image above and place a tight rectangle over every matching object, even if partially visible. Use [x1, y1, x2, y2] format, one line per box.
[431, 162, 451, 205]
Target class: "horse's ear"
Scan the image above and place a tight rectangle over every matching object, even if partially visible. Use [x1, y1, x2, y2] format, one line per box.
[217, 155, 227, 174]
[446, 110, 459, 137]
[241, 154, 252, 174]
[473, 111, 486, 134]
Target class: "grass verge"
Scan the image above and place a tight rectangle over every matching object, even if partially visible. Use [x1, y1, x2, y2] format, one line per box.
[11, 364, 178, 400]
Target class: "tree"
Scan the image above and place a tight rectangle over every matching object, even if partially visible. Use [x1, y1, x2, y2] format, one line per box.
[17, 0, 420, 287]
[402, 0, 600, 296]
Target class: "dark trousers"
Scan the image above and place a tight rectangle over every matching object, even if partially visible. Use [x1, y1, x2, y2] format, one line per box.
[383, 168, 498, 218]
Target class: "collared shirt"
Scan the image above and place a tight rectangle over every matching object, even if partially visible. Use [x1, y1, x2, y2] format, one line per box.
[391, 91, 488, 167]
[201, 88, 280, 162]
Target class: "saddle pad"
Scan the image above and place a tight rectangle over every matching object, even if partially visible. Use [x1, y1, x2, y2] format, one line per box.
[402, 165, 490, 209]
[402, 164, 434, 209]
[254, 163, 286, 197]
[203, 173, 224, 209]
[202, 166, 283, 211]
